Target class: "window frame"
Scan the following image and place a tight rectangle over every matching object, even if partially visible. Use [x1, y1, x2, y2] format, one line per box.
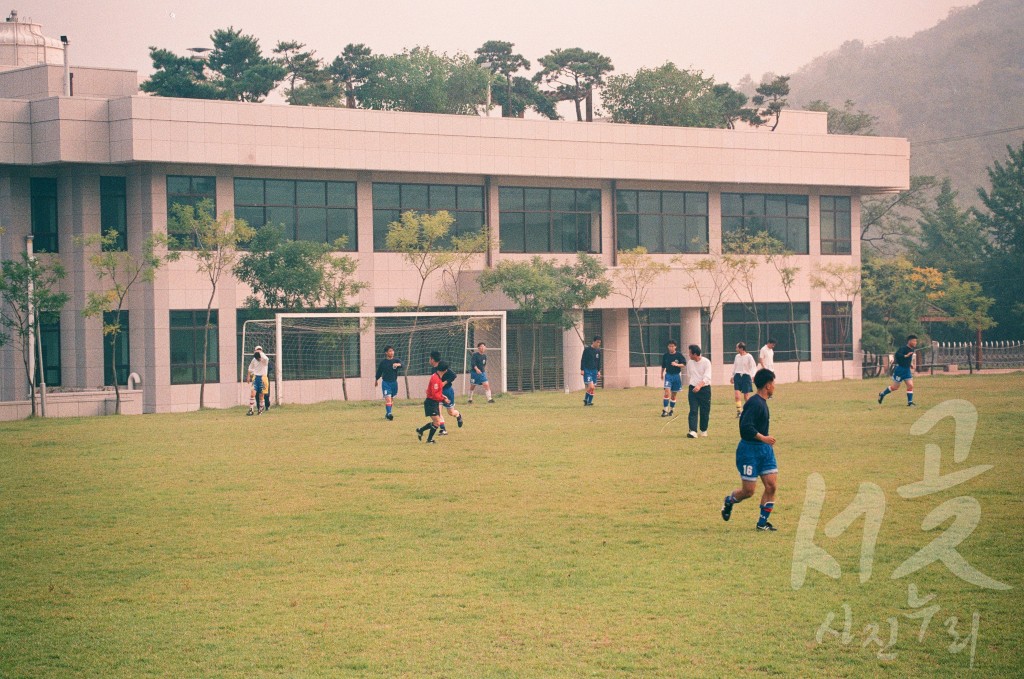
[166, 175, 217, 250]
[616, 190, 709, 254]
[30, 177, 59, 253]
[721, 192, 809, 254]
[821, 301, 854, 360]
[372, 182, 485, 251]
[33, 311, 61, 387]
[103, 310, 131, 386]
[234, 178, 358, 249]
[820, 195, 852, 255]
[169, 309, 220, 385]
[722, 302, 811, 363]
[100, 176, 128, 251]
[499, 186, 602, 254]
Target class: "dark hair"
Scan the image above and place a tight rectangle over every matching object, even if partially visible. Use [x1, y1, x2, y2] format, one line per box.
[477, 342, 486, 348]
[436, 361, 449, 372]
[592, 335, 602, 343]
[429, 350, 442, 362]
[667, 339, 677, 347]
[767, 338, 777, 345]
[754, 368, 775, 390]
[907, 334, 918, 342]
[383, 345, 394, 353]
[688, 344, 701, 356]
[736, 342, 746, 351]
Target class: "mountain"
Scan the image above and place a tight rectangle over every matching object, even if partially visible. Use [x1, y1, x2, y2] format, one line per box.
[786, 0, 1024, 205]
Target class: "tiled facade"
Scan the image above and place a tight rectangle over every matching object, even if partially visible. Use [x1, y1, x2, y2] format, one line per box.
[0, 59, 910, 415]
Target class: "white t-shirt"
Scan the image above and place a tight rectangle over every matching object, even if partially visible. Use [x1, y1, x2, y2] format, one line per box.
[687, 356, 712, 388]
[733, 352, 756, 377]
[248, 354, 269, 377]
[759, 344, 775, 371]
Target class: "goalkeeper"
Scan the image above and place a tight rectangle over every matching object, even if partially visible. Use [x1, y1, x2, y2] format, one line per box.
[374, 345, 403, 421]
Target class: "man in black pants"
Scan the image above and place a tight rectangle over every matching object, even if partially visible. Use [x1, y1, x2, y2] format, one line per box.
[686, 344, 712, 438]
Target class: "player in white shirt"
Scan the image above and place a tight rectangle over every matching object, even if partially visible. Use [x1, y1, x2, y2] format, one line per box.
[247, 345, 270, 416]
[731, 342, 757, 418]
[758, 339, 777, 372]
[685, 344, 713, 439]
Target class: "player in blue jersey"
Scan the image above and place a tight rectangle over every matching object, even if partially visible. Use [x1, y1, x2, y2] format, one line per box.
[374, 345, 403, 420]
[581, 336, 602, 406]
[878, 335, 918, 407]
[721, 368, 779, 531]
[467, 342, 494, 404]
[660, 340, 686, 417]
[429, 351, 463, 434]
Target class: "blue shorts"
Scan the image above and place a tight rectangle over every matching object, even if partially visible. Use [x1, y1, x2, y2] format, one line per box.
[736, 440, 778, 481]
[443, 386, 455, 406]
[664, 373, 682, 392]
[252, 375, 265, 395]
[583, 369, 599, 385]
[733, 373, 753, 394]
[892, 366, 913, 383]
[381, 380, 398, 398]
[471, 371, 489, 385]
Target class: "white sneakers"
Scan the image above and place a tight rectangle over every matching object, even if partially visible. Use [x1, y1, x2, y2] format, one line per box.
[700, 431, 708, 437]
[687, 430, 709, 438]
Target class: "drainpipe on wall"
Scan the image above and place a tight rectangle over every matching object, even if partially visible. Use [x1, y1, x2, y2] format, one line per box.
[60, 35, 71, 96]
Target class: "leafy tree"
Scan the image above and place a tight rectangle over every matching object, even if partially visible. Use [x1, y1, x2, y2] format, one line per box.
[328, 43, 374, 109]
[766, 248, 803, 380]
[207, 27, 286, 102]
[141, 27, 285, 102]
[804, 99, 877, 135]
[860, 175, 938, 254]
[861, 255, 928, 347]
[360, 47, 489, 115]
[713, 83, 753, 129]
[479, 254, 611, 387]
[438, 230, 489, 310]
[234, 225, 334, 310]
[603, 63, 728, 128]
[534, 48, 613, 122]
[811, 263, 862, 379]
[0, 254, 68, 417]
[80, 232, 179, 414]
[385, 210, 470, 396]
[494, 76, 559, 119]
[912, 178, 986, 281]
[612, 247, 669, 385]
[474, 40, 531, 117]
[140, 47, 221, 99]
[274, 40, 340, 106]
[677, 251, 740, 351]
[974, 142, 1024, 339]
[169, 201, 254, 408]
[747, 75, 790, 130]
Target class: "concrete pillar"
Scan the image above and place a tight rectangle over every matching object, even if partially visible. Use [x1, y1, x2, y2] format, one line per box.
[66, 169, 104, 389]
[563, 310, 585, 392]
[486, 177, 500, 266]
[601, 307, 630, 389]
[359, 320, 377, 400]
[708, 190, 723, 254]
[681, 307, 701, 349]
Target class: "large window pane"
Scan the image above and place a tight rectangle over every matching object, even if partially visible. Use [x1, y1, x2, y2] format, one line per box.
[373, 183, 400, 208]
[639, 214, 661, 251]
[401, 184, 428, 210]
[297, 207, 327, 242]
[722, 302, 810, 362]
[820, 195, 852, 255]
[524, 212, 549, 251]
[499, 212, 525, 252]
[30, 178, 59, 253]
[167, 176, 216, 250]
[429, 184, 457, 210]
[327, 181, 356, 207]
[457, 185, 484, 211]
[616, 189, 707, 253]
[103, 310, 130, 386]
[327, 209, 357, 250]
[617, 214, 638, 250]
[265, 180, 294, 205]
[372, 183, 484, 251]
[723, 192, 808, 254]
[170, 310, 219, 385]
[296, 181, 325, 206]
[234, 178, 264, 205]
[100, 176, 127, 251]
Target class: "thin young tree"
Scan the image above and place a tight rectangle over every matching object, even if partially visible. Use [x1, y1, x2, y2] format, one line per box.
[169, 200, 254, 408]
[677, 251, 739, 352]
[320, 240, 369, 400]
[0, 253, 68, 417]
[612, 247, 670, 385]
[385, 210, 460, 397]
[80, 232, 179, 414]
[766, 247, 803, 381]
[811, 263, 862, 379]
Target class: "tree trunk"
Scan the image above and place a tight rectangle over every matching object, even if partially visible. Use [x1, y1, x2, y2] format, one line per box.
[574, 97, 583, 122]
[340, 332, 349, 401]
[35, 308, 47, 417]
[633, 307, 648, 387]
[22, 343, 36, 417]
[200, 289, 215, 409]
[345, 84, 356, 109]
[110, 324, 122, 415]
[585, 90, 593, 122]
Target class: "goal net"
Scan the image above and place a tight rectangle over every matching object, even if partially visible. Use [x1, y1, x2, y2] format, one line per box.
[240, 311, 506, 406]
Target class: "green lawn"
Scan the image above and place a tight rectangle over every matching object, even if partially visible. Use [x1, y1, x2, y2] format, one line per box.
[1, 374, 1022, 677]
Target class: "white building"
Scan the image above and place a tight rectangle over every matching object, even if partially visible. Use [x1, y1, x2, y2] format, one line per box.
[0, 19, 910, 417]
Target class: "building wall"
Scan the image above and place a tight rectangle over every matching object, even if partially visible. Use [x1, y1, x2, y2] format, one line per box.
[0, 93, 905, 413]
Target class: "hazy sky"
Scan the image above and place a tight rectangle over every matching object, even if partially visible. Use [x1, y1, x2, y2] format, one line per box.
[25, 0, 976, 84]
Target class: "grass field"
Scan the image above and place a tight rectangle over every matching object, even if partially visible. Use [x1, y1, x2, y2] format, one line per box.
[1, 373, 1022, 677]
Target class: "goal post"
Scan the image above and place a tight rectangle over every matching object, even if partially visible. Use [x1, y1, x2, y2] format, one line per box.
[241, 311, 506, 406]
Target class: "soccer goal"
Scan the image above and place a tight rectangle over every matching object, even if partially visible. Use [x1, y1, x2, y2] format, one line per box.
[240, 311, 506, 406]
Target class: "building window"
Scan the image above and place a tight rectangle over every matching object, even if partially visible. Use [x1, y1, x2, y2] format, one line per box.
[235, 179, 357, 249]
[30, 178, 59, 253]
[33, 312, 61, 387]
[721, 193, 808, 254]
[628, 309, 680, 368]
[170, 310, 219, 385]
[103, 311, 130, 386]
[616, 190, 708, 253]
[820, 196, 852, 255]
[373, 183, 484, 251]
[499, 187, 601, 254]
[722, 303, 810, 363]
[822, 302, 854, 360]
[100, 176, 128, 251]
[167, 175, 216, 249]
